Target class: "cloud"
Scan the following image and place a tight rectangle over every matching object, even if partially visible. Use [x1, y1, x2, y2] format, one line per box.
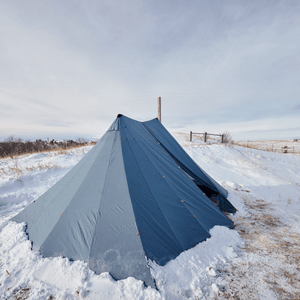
[0, 0, 300, 141]
[292, 104, 300, 111]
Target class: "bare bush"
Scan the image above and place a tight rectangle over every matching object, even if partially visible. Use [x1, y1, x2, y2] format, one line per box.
[77, 137, 86, 143]
[222, 131, 233, 144]
[6, 135, 15, 142]
[0, 137, 96, 159]
[13, 286, 31, 300]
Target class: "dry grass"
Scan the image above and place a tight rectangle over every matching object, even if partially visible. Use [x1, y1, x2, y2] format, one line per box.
[0, 159, 61, 180]
[50, 146, 88, 157]
[13, 287, 31, 300]
[215, 194, 300, 300]
[0, 145, 92, 180]
[235, 140, 300, 155]
[0, 142, 96, 160]
[0, 156, 65, 180]
[0, 163, 61, 180]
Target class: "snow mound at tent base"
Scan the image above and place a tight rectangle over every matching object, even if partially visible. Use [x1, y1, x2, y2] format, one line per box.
[0, 218, 241, 300]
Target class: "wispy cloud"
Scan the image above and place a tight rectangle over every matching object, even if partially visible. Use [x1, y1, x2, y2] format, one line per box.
[0, 0, 300, 141]
[292, 104, 300, 112]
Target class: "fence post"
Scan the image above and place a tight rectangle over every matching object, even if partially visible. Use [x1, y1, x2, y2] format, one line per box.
[190, 131, 192, 142]
[204, 132, 207, 143]
[221, 134, 224, 143]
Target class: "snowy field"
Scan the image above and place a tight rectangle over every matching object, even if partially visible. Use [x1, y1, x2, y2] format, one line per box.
[0, 137, 300, 299]
[235, 140, 300, 154]
[176, 131, 300, 154]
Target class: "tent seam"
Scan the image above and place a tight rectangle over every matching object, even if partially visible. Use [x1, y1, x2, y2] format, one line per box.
[117, 129, 149, 265]
[37, 134, 113, 252]
[87, 131, 119, 265]
[143, 120, 227, 196]
[25, 134, 107, 232]
[122, 120, 185, 251]
[141, 122, 230, 212]
[141, 122, 218, 193]
[136, 122, 221, 232]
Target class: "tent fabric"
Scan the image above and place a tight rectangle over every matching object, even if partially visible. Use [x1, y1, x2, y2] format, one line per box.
[12, 115, 235, 288]
[143, 118, 236, 213]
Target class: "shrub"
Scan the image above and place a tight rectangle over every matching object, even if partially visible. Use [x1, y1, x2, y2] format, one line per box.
[222, 131, 233, 144]
[0, 137, 95, 158]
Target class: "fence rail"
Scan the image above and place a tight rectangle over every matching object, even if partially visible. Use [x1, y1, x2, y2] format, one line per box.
[190, 131, 224, 143]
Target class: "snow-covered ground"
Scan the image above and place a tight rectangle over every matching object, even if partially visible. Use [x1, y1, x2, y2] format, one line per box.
[175, 131, 300, 154]
[0, 137, 299, 299]
[235, 139, 300, 154]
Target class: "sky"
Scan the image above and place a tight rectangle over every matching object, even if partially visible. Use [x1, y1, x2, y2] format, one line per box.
[0, 0, 299, 141]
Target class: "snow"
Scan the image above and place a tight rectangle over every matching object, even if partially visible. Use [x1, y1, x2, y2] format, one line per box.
[1, 138, 300, 299]
[235, 139, 300, 154]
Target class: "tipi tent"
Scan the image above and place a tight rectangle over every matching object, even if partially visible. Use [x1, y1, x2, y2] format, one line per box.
[13, 115, 235, 288]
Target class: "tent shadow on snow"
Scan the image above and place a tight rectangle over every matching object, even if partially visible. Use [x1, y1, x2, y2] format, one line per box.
[12, 115, 236, 288]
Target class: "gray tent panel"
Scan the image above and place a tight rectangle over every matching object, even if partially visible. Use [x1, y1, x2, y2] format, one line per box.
[12, 132, 114, 251]
[121, 123, 211, 250]
[143, 119, 229, 197]
[39, 131, 117, 260]
[88, 132, 154, 287]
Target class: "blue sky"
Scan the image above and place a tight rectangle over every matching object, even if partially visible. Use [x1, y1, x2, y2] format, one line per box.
[0, 0, 299, 141]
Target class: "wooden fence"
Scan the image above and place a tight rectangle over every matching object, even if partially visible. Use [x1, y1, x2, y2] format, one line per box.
[190, 131, 225, 143]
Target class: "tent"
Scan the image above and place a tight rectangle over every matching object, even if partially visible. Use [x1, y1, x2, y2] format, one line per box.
[12, 115, 236, 288]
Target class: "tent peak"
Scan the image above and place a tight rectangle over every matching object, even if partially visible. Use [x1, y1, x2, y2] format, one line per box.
[117, 114, 123, 118]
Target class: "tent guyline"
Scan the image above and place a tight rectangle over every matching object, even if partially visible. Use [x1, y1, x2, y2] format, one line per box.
[12, 115, 236, 288]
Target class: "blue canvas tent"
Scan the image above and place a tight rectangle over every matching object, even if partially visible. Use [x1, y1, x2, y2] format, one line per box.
[13, 115, 235, 288]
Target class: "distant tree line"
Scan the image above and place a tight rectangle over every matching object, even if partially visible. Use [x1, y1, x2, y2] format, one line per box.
[0, 135, 95, 158]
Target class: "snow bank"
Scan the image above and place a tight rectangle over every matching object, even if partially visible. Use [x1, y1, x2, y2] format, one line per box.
[0, 220, 241, 299]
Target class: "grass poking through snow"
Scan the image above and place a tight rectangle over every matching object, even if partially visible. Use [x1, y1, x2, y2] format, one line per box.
[215, 192, 300, 300]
